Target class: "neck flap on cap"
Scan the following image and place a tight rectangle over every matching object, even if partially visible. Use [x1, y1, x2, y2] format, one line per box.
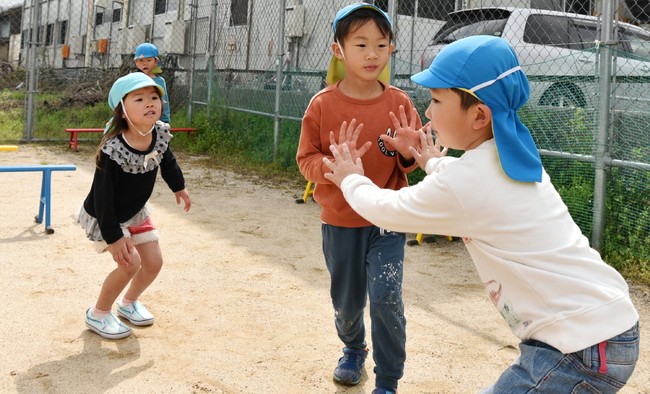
[410, 35, 542, 183]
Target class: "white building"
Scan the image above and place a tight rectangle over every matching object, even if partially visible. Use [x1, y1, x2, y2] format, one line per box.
[10, 0, 591, 76]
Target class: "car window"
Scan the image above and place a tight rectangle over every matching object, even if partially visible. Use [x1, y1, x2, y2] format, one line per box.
[524, 14, 583, 50]
[572, 20, 599, 50]
[619, 26, 650, 58]
[434, 19, 507, 44]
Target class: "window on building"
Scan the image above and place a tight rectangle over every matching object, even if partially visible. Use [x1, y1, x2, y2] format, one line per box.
[155, 0, 166, 15]
[1, 24, 9, 40]
[230, 0, 249, 26]
[155, 0, 179, 15]
[95, 11, 104, 25]
[112, 8, 122, 23]
[374, 0, 454, 20]
[59, 20, 67, 44]
[45, 23, 54, 46]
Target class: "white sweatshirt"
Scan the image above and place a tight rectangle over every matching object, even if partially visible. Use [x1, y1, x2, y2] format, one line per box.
[340, 139, 638, 353]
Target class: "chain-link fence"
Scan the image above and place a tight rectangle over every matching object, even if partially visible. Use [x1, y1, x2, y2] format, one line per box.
[0, 0, 648, 262]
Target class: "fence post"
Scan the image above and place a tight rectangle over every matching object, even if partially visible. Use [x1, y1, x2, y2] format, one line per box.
[592, 0, 616, 250]
[187, 0, 199, 122]
[23, 0, 41, 142]
[273, 0, 287, 161]
[84, 0, 95, 68]
[388, 0, 397, 83]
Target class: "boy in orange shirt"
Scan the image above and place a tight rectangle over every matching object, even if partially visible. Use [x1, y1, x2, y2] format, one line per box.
[296, 3, 422, 393]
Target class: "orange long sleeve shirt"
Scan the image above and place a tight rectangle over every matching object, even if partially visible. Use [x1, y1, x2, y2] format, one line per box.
[297, 83, 421, 227]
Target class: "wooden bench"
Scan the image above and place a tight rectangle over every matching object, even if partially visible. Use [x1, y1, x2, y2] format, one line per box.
[65, 127, 197, 151]
[0, 164, 77, 234]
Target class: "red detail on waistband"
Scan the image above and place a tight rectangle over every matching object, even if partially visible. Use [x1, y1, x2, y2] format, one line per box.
[127, 217, 156, 235]
[598, 341, 608, 374]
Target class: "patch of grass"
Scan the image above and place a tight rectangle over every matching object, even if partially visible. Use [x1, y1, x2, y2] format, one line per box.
[2, 86, 648, 286]
[0, 107, 24, 141]
[185, 107, 304, 189]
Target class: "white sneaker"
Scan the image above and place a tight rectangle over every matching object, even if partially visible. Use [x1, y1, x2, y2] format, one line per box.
[116, 300, 155, 326]
[85, 308, 132, 339]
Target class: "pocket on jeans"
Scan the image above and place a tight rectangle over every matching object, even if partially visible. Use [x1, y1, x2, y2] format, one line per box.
[606, 323, 640, 365]
[571, 380, 602, 394]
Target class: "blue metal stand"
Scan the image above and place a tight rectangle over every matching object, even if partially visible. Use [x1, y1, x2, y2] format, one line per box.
[0, 164, 77, 234]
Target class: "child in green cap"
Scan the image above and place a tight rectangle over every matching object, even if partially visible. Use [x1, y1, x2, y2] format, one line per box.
[79, 72, 191, 340]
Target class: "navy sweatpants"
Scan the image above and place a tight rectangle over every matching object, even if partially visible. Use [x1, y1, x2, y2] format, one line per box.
[322, 224, 407, 389]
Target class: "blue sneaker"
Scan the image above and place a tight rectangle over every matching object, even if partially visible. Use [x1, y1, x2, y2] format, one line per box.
[85, 308, 131, 340]
[116, 300, 154, 326]
[372, 388, 397, 394]
[333, 347, 368, 385]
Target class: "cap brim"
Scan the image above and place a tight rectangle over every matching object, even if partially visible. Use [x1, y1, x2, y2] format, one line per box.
[333, 4, 392, 33]
[109, 78, 165, 109]
[326, 55, 390, 86]
[126, 80, 164, 99]
[410, 68, 453, 89]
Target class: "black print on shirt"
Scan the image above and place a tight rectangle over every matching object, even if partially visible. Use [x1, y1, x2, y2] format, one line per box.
[378, 128, 397, 157]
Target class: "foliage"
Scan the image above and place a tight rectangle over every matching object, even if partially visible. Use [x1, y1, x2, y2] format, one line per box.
[523, 106, 650, 284]
[0, 88, 648, 285]
[182, 107, 303, 188]
[602, 163, 650, 279]
[0, 90, 27, 140]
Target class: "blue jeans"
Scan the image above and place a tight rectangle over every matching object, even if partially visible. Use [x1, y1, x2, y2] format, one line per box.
[481, 322, 640, 393]
[322, 224, 406, 390]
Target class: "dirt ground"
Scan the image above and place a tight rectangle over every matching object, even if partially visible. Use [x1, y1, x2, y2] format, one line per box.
[1, 143, 648, 394]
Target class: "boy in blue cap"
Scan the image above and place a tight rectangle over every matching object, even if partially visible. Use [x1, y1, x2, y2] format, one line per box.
[134, 42, 171, 124]
[323, 35, 639, 392]
[296, 3, 422, 393]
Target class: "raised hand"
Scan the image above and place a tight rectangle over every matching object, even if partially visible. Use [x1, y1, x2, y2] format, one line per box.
[409, 125, 448, 170]
[380, 106, 422, 159]
[323, 143, 364, 189]
[329, 119, 372, 163]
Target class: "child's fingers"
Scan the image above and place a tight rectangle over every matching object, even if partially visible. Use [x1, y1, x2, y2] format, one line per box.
[342, 119, 356, 142]
[398, 105, 408, 126]
[356, 140, 372, 159]
[330, 143, 354, 162]
[323, 156, 335, 171]
[349, 122, 364, 145]
[336, 121, 348, 145]
[329, 130, 336, 146]
[409, 145, 420, 158]
[426, 127, 436, 145]
[328, 143, 343, 162]
[409, 107, 418, 129]
[113, 249, 129, 266]
[418, 129, 429, 146]
[388, 111, 400, 132]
